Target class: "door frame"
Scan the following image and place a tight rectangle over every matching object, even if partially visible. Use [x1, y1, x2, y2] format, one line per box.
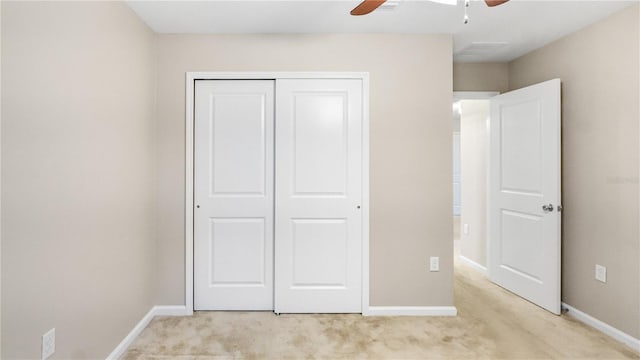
[185, 72, 370, 315]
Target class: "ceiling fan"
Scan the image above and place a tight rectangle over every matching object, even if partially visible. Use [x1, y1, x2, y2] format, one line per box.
[350, 0, 509, 16]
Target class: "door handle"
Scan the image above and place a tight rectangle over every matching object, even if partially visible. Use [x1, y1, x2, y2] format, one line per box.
[542, 204, 554, 213]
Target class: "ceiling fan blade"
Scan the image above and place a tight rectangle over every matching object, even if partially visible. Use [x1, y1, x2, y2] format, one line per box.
[350, 0, 387, 16]
[485, 0, 509, 6]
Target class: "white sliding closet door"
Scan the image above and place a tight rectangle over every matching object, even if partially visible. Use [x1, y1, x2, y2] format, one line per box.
[274, 79, 363, 313]
[194, 80, 275, 310]
[192, 76, 365, 313]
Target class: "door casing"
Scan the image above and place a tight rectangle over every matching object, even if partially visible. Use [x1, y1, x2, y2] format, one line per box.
[185, 72, 370, 315]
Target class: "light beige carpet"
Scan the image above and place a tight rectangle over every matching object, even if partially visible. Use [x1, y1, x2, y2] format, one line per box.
[123, 217, 637, 360]
[123, 258, 639, 360]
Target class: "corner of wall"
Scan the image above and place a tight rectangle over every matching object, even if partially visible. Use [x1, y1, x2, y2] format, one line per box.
[452, 62, 509, 93]
[106, 305, 190, 360]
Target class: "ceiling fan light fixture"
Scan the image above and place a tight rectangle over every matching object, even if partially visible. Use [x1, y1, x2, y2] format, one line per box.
[485, 0, 510, 7]
[350, 0, 508, 17]
[350, 0, 387, 16]
[429, 0, 457, 5]
[378, 0, 402, 11]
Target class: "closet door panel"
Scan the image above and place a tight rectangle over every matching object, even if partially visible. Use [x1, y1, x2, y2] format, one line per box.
[275, 79, 363, 313]
[194, 80, 275, 310]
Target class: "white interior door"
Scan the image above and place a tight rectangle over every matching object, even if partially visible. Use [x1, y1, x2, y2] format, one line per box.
[488, 79, 561, 314]
[194, 80, 274, 310]
[274, 79, 363, 313]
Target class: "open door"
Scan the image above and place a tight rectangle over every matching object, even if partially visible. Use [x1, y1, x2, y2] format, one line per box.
[488, 79, 561, 314]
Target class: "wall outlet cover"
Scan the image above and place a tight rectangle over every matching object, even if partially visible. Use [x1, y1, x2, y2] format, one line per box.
[429, 256, 439, 272]
[42, 328, 55, 360]
[595, 264, 607, 283]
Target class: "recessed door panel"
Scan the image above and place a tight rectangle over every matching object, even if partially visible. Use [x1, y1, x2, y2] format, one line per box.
[210, 218, 266, 285]
[500, 210, 543, 282]
[292, 219, 348, 288]
[293, 93, 348, 196]
[194, 80, 274, 310]
[210, 94, 267, 196]
[500, 100, 542, 194]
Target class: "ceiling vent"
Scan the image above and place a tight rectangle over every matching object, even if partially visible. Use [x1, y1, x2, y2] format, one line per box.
[455, 42, 508, 56]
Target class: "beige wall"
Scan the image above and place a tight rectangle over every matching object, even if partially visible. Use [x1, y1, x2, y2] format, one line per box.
[453, 63, 509, 93]
[459, 100, 489, 267]
[509, 4, 639, 339]
[154, 34, 454, 307]
[1, 2, 157, 358]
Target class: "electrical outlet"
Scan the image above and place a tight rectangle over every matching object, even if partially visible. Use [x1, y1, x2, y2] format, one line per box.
[430, 257, 439, 272]
[42, 328, 55, 360]
[595, 264, 607, 283]
[463, 224, 469, 235]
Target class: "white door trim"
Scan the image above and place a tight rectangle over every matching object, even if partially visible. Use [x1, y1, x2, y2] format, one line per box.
[185, 72, 370, 315]
[453, 91, 499, 101]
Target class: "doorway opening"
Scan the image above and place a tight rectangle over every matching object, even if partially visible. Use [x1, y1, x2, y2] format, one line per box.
[452, 80, 562, 316]
[452, 92, 496, 274]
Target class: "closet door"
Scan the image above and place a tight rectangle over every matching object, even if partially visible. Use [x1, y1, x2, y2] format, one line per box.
[274, 79, 363, 313]
[194, 80, 274, 310]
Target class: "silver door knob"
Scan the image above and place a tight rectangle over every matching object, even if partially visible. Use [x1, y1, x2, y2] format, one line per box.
[542, 204, 554, 213]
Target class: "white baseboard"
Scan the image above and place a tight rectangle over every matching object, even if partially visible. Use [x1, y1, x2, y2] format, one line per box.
[106, 305, 190, 360]
[106, 307, 156, 360]
[154, 305, 191, 316]
[562, 303, 640, 352]
[365, 306, 457, 316]
[458, 255, 487, 275]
